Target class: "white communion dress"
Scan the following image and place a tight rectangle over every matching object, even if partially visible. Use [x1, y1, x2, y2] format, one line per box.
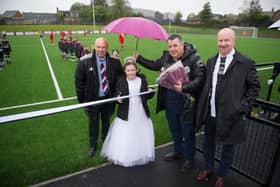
[101, 77, 155, 167]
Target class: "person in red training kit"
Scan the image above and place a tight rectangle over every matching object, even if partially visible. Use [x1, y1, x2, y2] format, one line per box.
[119, 33, 125, 49]
[49, 31, 54, 45]
[61, 31, 66, 39]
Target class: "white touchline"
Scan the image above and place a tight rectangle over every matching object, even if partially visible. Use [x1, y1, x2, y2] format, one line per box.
[257, 67, 273, 71]
[40, 38, 63, 100]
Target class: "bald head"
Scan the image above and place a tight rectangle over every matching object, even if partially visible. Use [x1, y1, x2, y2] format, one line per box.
[95, 37, 108, 46]
[217, 28, 236, 56]
[93, 37, 109, 58]
[218, 28, 236, 40]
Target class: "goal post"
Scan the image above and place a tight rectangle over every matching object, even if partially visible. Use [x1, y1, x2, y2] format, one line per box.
[230, 26, 258, 39]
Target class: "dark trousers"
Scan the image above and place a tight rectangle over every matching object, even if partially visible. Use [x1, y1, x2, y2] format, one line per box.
[85, 102, 111, 148]
[166, 109, 195, 161]
[204, 112, 235, 177]
[4, 54, 11, 64]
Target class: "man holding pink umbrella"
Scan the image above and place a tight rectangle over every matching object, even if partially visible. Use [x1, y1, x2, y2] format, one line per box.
[135, 34, 206, 172]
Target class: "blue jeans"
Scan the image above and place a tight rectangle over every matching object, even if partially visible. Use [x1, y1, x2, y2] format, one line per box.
[166, 109, 195, 161]
[204, 113, 235, 177]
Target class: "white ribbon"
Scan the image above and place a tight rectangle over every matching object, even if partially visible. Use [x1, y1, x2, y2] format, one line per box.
[0, 90, 155, 124]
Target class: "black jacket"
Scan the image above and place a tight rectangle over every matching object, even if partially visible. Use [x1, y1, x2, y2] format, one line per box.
[115, 73, 154, 121]
[74, 51, 123, 103]
[136, 43, 206, 120]
[2, 40, 11, 54]
[196, 50, 260, 144]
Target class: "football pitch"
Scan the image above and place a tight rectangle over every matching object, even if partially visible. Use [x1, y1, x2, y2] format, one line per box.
[0, 33, 279, 186]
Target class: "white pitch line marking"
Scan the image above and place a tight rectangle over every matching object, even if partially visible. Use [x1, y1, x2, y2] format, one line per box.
[40, 38, 63, 100]
[257, 67, 273, 71]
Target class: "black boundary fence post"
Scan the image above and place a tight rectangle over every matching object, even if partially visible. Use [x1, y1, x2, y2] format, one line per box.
[266, 137, 280, 187]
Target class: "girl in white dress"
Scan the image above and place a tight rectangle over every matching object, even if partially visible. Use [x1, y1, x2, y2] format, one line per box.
[101, 56, 155, 167]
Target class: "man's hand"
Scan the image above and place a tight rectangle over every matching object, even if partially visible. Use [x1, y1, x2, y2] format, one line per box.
[117, 95, 123, 103]
[173, 80, 182, 93]
[134, 51, 139, 59]
[117, 92, 123, 103]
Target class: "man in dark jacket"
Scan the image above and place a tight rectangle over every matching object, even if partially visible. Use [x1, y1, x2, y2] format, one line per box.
[196, 28, 260, 187]
[135, 34, 206, 171]
[75, 37, 123, 157]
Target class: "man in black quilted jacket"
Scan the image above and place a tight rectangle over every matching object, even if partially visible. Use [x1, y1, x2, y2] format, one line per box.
[135, 34, 206, 172]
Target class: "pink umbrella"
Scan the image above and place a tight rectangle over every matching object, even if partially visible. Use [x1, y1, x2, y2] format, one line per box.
[103, 17, 169, 50]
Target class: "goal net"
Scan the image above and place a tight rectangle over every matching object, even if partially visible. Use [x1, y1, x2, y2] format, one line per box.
[230, 26, 258, 38]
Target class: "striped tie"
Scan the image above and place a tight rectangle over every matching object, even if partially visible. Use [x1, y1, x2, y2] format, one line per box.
[217, 57, 226, 82]
[100, 63, 108, 93]
[215, 56, 226, 109]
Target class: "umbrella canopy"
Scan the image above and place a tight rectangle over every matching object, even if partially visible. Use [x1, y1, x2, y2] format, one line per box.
[268, 19, 280, 29]
[103, 17, 169, 50]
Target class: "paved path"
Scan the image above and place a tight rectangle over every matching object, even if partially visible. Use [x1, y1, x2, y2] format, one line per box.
[32, 143, 262, 187]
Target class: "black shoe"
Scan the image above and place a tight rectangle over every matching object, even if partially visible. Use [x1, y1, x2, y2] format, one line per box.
[164, 152, 183, 161]
[180, 160, 194, 172]
[88, 145, 97, 158]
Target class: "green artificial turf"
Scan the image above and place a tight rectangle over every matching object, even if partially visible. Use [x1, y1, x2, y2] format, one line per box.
[0, 31, 279, 186]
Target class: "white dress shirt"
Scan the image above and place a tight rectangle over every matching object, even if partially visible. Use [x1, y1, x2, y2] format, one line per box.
[210, 48, 235, 117]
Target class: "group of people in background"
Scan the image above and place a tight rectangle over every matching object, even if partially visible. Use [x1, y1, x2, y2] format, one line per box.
[41, 30, 90, 61]
[0, 32, 12, 70]
[74, 27, 260, 187]
[58, 36, 90, 61]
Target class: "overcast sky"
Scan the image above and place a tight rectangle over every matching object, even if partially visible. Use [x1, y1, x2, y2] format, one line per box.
[1, 0, 280, 18]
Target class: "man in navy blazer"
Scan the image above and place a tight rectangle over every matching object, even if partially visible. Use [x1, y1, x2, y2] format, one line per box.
[75, 37, 123, 157]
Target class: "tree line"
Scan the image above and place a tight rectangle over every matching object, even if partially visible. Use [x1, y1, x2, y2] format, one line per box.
[71, 0, 275, 28]
[176, 0, 273, 27]
[70, 0, 134, 24]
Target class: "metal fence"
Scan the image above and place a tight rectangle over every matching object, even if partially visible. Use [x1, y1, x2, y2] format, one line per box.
[196, 99, 280, 187]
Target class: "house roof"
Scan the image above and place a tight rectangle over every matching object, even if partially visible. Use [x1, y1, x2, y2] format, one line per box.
[263, 11, 274, 17]
[132, 8, 174, 20]
[23, 12, 57, 20]
[2, 10, 21, 18]
[132, 8, 155, 18]
[57, 9, 79, 18]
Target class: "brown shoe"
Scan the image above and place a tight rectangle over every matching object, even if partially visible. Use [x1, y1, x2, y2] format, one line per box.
[196, 170, 212, 181]
[163, 152, 183, 161]
[215, 176, 225, 187]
